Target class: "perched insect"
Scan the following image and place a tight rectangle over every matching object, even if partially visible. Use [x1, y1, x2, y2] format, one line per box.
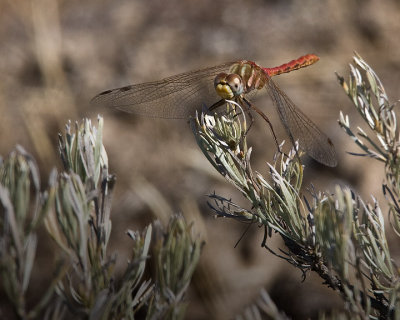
[92, 54, 337, 167]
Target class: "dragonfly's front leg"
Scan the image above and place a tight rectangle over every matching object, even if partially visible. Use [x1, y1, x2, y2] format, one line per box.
[221, 97, 254, 135]
[209, 98, 252, 132]
[208, 99, 225, 113]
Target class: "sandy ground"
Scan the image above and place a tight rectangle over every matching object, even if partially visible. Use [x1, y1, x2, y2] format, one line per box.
[1, 0, 400, 318]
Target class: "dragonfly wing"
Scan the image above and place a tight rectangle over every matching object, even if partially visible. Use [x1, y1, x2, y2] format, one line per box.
[91, 62, 235, 119]
[266, 78, 337, 167]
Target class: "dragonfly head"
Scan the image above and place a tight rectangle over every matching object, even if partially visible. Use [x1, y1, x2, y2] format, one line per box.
[214, 73, 245, 99]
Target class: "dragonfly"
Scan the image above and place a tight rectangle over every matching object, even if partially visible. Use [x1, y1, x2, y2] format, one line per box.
[92, 54, 337, 167]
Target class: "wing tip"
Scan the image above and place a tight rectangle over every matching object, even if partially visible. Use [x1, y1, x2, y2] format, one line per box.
[325, 157, 338, 167]
[91, 86, 133, 105]
[314, 150, 338, 167]
[90, 89, 113, 105]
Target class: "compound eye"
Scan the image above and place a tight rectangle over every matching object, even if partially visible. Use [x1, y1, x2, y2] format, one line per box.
[214, 73, 228, 88]
[226, 74, 244, 95]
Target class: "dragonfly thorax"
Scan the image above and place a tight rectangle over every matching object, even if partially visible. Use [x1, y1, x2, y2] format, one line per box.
[214, 73, 245, 99]
[229, 61, 267, 93]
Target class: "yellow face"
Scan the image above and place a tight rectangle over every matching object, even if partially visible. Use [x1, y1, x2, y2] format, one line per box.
[214, 73, 244, 99]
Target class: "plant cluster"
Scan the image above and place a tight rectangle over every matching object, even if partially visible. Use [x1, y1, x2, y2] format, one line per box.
[192, 54, 400, 319]
[0, 118, 202, 319]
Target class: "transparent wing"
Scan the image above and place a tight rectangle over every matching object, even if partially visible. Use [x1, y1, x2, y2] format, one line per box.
[91, 62, 235, 119]
[266, 78, 337, 167]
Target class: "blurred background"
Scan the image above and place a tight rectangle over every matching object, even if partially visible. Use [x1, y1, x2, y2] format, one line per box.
[1, 0, 400, 318]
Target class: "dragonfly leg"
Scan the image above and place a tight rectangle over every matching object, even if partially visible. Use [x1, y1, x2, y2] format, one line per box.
[210, 98, 253, 135]
[209, 99, 225, 112]
[230, 100, 254, 134]
[243, 97, 284, 156]
[244, 107, 254, 135]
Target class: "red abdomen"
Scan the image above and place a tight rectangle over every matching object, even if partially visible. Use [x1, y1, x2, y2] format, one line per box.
[264, 54, 319, 77]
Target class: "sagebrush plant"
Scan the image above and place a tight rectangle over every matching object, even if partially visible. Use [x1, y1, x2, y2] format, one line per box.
[191, 54, 400, 319]
[0, 117, 203, 319]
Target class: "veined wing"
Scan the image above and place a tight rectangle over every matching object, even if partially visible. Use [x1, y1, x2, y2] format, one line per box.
[91, 62, 235, 119]
[266, 78, 337, 167]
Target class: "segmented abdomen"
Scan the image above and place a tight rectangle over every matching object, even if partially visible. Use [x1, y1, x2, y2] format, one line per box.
[264, 54, 319, 77]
